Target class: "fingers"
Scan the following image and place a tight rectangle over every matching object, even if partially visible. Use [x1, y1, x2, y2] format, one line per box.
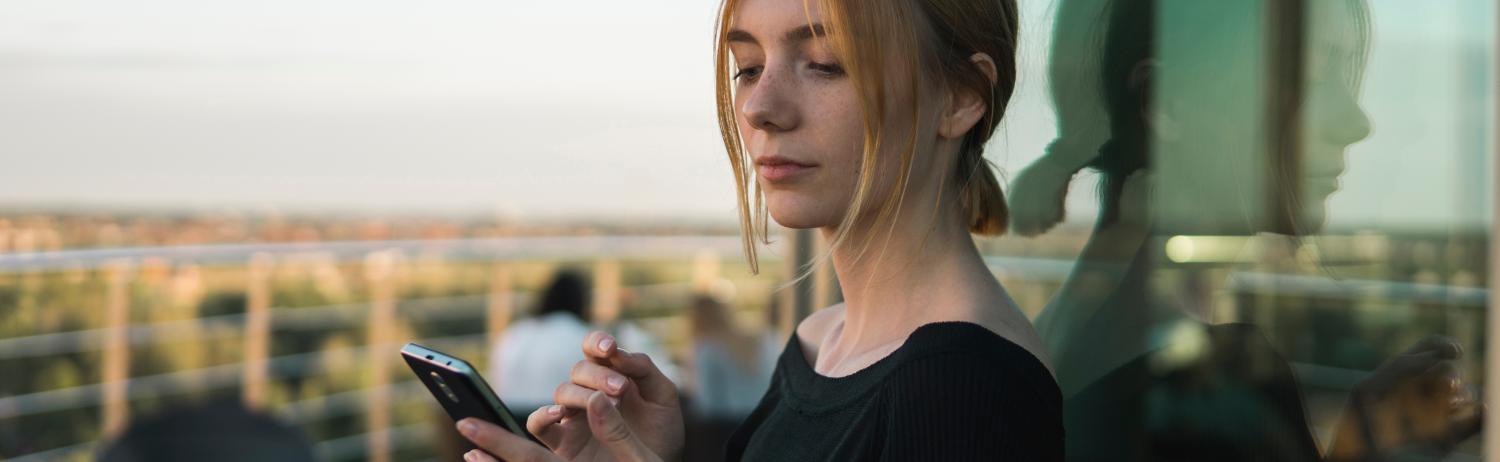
[1379, 351, 1459, 389]
[464, 449, 500, 462]
[526, 404, 570, 450]
[1445, 403, 1484, 444]
[555, 382, 615, 409]
[585, 390, 662, 462]
[583, 331, 618, 363]
[1363, 337, 1464, 395]
[608, 350, 679, 403]
[580, 331, 679, 404]
[456, 418, 558, 462]
[1405, 336, 1463, 359]
[571, 359, 632, 397]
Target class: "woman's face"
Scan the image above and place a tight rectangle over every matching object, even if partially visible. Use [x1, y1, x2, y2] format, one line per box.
[1154, 0, 1370, 234]
[728, 0, 925, 230]
[1297, 0, 1373, 230]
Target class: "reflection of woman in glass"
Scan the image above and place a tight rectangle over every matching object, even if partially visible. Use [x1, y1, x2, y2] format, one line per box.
[450, 0, 1065, 460]
[1010, 0, 1481, 460]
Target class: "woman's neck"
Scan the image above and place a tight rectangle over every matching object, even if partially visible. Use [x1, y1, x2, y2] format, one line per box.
[816, 197, 1001, 365]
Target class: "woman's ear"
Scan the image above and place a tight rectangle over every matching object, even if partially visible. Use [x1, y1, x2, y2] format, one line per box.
[939, 52, 999, 140]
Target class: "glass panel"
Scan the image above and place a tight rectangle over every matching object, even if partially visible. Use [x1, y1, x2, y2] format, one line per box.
[991, 0, 1493, 460]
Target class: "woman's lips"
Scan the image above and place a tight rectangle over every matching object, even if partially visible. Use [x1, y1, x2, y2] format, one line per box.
[756, 158, 815, 182]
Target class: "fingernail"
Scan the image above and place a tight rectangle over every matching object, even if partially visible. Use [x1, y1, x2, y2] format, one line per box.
[598, 336, 614, 353]
[590, 390, 619, 408]
[606, 375, 625, 393]
[464, 451, 476, 462]
[548, 404, 563, 416]
[457, 419, 477, 436]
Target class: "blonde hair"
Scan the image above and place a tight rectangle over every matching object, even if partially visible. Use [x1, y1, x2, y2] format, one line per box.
[715, 0, 1019, 274]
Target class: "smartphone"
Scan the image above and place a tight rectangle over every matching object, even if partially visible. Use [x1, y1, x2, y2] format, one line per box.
[400, 342, 542, 445]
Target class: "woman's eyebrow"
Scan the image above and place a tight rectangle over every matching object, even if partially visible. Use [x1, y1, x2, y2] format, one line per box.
[784, 23, 826, 43]
[727, 29, 758, 45]
[726, 23, 826, 46]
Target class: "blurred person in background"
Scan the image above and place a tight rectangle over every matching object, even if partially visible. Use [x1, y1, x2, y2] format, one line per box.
[489, 269, 596, 415]
[686, 293, 776, 419]
[1009, 0, 1482, 460]
[680, 293, 778, 461]
[488, 269, 679, 415]
[451, 0, 1066, 459]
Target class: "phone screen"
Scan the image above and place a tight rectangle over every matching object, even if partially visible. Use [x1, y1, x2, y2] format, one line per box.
[400, 342, 541, 445]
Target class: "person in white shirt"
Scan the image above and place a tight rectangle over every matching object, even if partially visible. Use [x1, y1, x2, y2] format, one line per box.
[488, 270, 678, 415]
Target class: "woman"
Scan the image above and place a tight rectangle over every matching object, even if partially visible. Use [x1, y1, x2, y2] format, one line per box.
[451, 0, 1063, 460]
[1010, 0, 1481, 460]
[488, 270, 680, 415]
[487, 270, 596, 415]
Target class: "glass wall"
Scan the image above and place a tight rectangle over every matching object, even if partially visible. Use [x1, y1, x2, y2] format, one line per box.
[988, 0, 1494, 460]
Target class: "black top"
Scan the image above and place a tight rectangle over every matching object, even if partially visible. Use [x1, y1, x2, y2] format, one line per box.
[724, 321, 1064, 461]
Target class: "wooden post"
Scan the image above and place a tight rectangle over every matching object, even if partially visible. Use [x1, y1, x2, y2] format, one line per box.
[364, 250, 400, 462]
[487, 264, 514, 348]
[101, 259, 133, 437]
[692, 250, 721, 294]
[242, 253, 274, 409]
[786, 229, 816, 325]
[593, 259, 622, 325]
[811, 231, 840, 309]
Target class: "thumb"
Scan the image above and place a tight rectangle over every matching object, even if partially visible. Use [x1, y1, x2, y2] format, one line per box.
[586, 390, 661, 462]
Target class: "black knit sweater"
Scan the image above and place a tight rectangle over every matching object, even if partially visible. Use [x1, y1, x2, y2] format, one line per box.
[724, 321, 1064, 461]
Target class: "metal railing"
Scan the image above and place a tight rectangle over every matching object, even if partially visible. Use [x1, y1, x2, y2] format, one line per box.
[0, 235, 757, 461]
[0, 235, 1487, 460]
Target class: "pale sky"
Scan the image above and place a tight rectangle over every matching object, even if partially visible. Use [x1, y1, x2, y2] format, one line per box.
[0, 0, 1491, 230]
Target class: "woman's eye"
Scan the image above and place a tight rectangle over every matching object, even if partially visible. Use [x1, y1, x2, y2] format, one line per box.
[808, 62, 845, 77]
[733, 66, 763, 81]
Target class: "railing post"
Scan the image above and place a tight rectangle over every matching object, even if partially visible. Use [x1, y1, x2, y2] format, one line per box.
[692, 250, 720, 294]
[487, 264, 514, 348]
[101, 259, 133, 437]
[781, 229, 816, 329]
[242, 252, 274, 409]
[811, 231, 840, 309]
[364, 250, 400, 462]
[593, 259, 622, 325]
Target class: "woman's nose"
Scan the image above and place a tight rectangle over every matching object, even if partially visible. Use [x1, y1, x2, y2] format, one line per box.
[741, 66, 800, 133]
[1319, 88, 1372, 146]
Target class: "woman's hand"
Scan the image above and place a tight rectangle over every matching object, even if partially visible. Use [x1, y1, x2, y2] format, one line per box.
[1328, 336, 1483, 461]
[455, 390, 661, 462]
[455, 331, 685, 462]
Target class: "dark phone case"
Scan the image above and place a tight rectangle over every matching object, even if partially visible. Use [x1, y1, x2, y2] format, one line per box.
[400, 343, 541, 445]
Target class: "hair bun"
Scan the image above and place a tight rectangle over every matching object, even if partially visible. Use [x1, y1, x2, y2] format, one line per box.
[1006, 138, 1084, 236]
[964, 158, 1009, 236]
